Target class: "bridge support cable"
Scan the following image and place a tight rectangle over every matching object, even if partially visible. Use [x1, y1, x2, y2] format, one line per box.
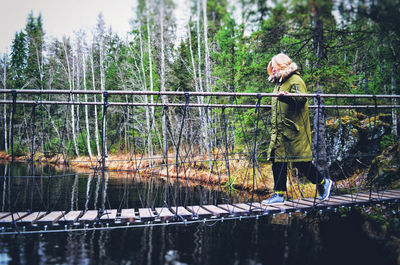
[2, 89, 400, 220]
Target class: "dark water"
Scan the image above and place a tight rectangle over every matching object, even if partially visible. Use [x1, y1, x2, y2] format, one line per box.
[0, 163, 399, 265]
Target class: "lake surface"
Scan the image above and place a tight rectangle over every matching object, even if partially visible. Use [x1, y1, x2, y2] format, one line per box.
[0, 162, 399, 265]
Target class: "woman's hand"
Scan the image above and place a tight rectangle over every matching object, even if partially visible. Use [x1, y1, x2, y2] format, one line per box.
[276, 91, 288, 99]
[277, 91, 292, 104]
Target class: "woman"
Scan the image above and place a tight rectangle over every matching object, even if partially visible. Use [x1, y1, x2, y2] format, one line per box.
[262, 53, 332, 205]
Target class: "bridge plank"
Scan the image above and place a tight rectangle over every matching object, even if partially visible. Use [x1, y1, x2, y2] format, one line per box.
[284, 200, 313, 210]
[155, 207, 175, 221]
[0, 212, 29, 224]
[329, 195, 368, 203]
[340, 194, 373, 203]
[79, 210, 98, 223]
[383, 189, 400, 196]
[368, 192, 400, 201]
[0, 212, 10, 220]
[139, 208, 155, 222]
[37, 211, 65, 225]
[186, 206, 213, 218]
[234, 203, 264, 214]
[375, 192, 400, 200]
[319, 198, 352, 207]
[248, 203, 281, 213]
[170, 207, 193, 220]
[17, 212, 47, 225]
[301, 197, 351, 207]
[202, 205, 229, 217]
[120, 209, 136, 223]
[100, 209, 117, 222]
[218, 204, 249, 216]
[267, 203, 297, 213]
[58, 211, 82, 224]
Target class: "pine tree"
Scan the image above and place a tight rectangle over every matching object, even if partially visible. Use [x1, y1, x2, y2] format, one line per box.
[10, 31, 27, 88]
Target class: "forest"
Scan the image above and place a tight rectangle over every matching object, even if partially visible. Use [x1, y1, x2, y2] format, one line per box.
[0, 0, 399, 188]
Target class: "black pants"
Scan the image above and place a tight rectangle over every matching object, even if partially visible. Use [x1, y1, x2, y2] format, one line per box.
[273, 161, 323, 192]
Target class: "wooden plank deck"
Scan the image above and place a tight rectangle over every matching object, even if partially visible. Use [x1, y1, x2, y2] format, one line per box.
[202, 205, 230, 217]
[217, 204, 249, 216]
[37, 211, 65, 225]
[170, 206, 193, 220]
[58, 211, 82, 224]
[17, 212, 47, 225]
[120, 209, 136, 223]
[1, 189, 400, 229]
[100, 209, 117, 222]
[155, 207, 175, 221]
[186, 206, 213, 219]
[139, 208, 155, 222]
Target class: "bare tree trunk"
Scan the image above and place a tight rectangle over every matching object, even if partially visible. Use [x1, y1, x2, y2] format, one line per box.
[202, 0, 211, 93]
[139, 22, 153, 165]
[188, 22, 201, 154]
[2, 54, 7, 152]
[199, 0, 213, 171]
[34, 44, 45, 153]
[387, 37, 398, 137]
[90, 47, 101, 157]
[146, 4, 155, 118]
[63, 40, 79, 156]
[83, 52, 93, 157]
[159, 0, 170, 159]
[311, 9, 328, 177]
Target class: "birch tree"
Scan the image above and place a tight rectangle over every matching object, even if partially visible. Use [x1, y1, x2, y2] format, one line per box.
[197, 0, 213, 171]
[1, 54, 8, 152]
[77, 31, 93, 157]
[63, 38, 79, 156]
[89, 46, 101, 157]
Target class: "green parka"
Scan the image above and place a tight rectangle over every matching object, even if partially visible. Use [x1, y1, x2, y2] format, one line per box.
[267, 70, 313, 162]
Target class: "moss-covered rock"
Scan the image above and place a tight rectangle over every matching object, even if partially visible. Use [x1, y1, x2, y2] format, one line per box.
[325, 111, 393, 180]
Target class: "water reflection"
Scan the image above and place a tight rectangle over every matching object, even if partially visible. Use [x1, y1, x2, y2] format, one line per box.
[0, 211, 398, 264]
[0, 163, 399, 264]
[0, 162, 236, 212]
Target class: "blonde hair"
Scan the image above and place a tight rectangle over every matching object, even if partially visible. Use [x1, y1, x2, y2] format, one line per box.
[267, 53, 292, 77]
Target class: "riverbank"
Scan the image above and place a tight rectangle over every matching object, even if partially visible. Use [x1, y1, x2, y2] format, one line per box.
[0, 151, 278, 194]
[1, 150, 381, 199]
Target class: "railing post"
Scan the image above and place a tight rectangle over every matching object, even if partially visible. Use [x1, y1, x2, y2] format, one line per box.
[99, 90, 109, 218]
[9, 90, 17, 227]
[251, 94, 262, 205]
[222, 106, 232, 197]
[175, 93, 189, 216]
[163, 105, 170, 207]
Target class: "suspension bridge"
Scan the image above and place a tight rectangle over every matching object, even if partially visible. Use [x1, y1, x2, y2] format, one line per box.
[0, 89, 399, 234]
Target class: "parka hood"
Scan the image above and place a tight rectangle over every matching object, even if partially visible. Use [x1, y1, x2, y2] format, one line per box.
[268, 62, 298, 83]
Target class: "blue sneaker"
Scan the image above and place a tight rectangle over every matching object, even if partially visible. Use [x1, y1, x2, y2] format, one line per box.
[318, 178, 333, 200]
[262, 193, 284, 205]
